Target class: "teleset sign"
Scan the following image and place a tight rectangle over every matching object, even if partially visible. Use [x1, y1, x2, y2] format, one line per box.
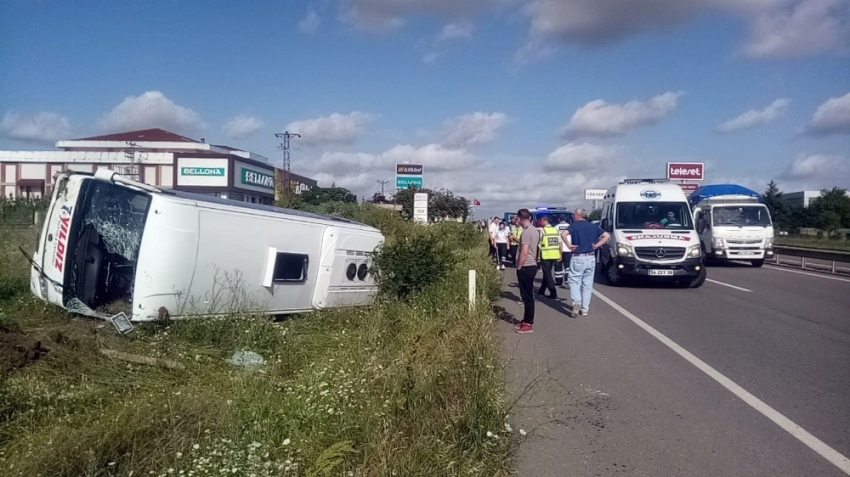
[667, 162, 704, 181]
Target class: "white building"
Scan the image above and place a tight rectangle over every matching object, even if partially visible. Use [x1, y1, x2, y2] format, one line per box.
[0, 128, 316, 205]
[782, 190, 850, 208]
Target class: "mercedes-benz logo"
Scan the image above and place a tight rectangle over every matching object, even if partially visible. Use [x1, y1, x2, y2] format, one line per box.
[655, 248, 667, 259]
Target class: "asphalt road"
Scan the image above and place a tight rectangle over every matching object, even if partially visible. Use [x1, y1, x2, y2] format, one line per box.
[497, 261, 850, 477]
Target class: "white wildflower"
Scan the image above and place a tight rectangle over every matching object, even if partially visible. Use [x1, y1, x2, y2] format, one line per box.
[282, 438, 291, 446]
[519, 429, 527, 436]
[486, 431, 493, 438]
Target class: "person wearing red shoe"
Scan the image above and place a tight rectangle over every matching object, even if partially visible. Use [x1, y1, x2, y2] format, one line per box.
[514, 208, 540, 334]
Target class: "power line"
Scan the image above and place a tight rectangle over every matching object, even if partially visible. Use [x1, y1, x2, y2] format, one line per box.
[275, 131, 301, 199]
[377, 179, 390, 196]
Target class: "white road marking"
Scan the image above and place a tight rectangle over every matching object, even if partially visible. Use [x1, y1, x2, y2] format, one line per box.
[592, 289, 850, 475]
[705, 278, 752, 292]
[764, 265, 850, 284]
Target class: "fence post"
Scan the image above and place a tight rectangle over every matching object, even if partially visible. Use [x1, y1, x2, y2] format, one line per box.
[34, 211, 40, 229]
[468, 270, 476, 311]
[801, 257, 807, 270]
[832, 261, 837, 275]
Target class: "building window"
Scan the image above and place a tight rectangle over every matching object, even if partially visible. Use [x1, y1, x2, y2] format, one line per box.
[273, 252, 308, 283]
[230, 193, 244, 201]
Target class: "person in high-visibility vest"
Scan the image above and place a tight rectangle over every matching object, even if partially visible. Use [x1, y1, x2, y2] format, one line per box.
[509, 217, 523, 266]
[537, 215, 560, 299]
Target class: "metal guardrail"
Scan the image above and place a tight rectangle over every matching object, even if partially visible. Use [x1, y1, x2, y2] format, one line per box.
[773, 245, 850, 275]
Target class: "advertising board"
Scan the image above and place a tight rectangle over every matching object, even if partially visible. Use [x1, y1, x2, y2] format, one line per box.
[176, 158, 229, 187]
[667, 162, 704, 181]
[585, 189, 607, 200]
[679, 183, 699, 195]
[413, 192, 428, 224]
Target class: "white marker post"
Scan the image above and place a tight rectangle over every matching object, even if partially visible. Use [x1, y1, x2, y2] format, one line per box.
[468, 269, 476, 311]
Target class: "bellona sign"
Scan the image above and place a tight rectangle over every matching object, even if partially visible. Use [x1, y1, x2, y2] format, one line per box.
[241, 169, 275, 189]
[181, 167, 225, 176]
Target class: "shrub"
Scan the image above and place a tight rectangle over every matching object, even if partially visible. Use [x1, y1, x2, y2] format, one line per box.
[371, 234, 453, 299]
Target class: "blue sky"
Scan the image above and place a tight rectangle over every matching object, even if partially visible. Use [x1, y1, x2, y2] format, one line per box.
[1, 0, 849, 216]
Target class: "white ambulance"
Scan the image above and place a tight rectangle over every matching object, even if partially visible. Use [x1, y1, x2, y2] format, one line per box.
[598, 179, 706, 288]
[29, 170, 384, 325]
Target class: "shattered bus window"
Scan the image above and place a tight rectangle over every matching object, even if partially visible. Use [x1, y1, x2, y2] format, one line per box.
[66, 181, 151, 315]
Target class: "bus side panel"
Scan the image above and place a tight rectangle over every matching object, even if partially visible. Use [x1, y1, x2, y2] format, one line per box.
[313, 227, 383, 309]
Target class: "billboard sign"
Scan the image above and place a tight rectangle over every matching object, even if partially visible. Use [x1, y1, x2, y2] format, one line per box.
[176, 157, 229, 187]
[679, 183, 699, 195]
[413, 192, 428, 224]
[667, 162, 704, 181]
[397, 164, 424, 175]
[585, 189, 607, 200]
[396, 176, 423, 189]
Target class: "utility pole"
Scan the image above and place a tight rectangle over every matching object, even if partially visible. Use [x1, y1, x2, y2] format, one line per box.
[123, 142, 140, 182]
[274, 131, 301, 200]
[377, 179, 390, 197]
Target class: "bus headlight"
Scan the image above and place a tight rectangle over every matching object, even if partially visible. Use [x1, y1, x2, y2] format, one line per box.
[617, 243, 634, 257]
[687, 244, 701, 258]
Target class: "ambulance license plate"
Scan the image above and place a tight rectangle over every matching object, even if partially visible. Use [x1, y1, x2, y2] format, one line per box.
[648, 270, 674, 276]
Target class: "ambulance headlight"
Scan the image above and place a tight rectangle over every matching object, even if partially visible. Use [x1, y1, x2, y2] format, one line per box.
[616, 243, 634, 257]
[687, 244, 701, 258]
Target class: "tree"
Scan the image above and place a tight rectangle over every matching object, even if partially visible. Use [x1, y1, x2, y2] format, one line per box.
[763, 180, 790, 230]
[808, 187, 850, 234]
[587, 209, 602, 221]
[392, 185, 470, 222]
[301, 186, 357, 206]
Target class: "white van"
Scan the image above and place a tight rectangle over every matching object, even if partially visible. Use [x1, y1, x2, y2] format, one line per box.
[598, 179, 706, 288]
[29, 170, 384, 323]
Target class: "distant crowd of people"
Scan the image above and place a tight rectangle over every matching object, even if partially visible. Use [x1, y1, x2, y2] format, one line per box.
[480, 209, 610, 334]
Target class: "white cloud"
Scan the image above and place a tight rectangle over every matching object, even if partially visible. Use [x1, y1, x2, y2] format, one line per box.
[223, 115, 264, 139]
[285, 112, 376, 145]
[715, 98, 791, 133]
[423, 51, 439, 64]
[740, 0, 850, 59]
[437, 20, 474, 41]
[299, 9, 322, 33]
[543, 142, 625, 172]
[343, 0, 495, 31]
[440, 112, 508, 147]
[0, 111, 72, 144]
[308, 143, 476, 175]
[806, 92, 850, 135]
[562, 91, 683, 138]
[780, 153, 850, 185]
[99, 91, 204, 134]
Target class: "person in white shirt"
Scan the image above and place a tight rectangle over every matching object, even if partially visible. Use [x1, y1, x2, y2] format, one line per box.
[488, 217, 500, 261]
[494, 221, 511, 270]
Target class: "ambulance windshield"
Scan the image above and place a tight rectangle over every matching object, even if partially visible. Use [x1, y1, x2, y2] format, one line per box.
[616, 202, 693, 230]
[65, 180, 151, 313]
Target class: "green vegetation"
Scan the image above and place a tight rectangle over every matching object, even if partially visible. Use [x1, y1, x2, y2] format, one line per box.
[763, 182, 850, 235]
[775, 235, 850, 252]
[0, 205, 510, 477]
[393, 187, 471, 222]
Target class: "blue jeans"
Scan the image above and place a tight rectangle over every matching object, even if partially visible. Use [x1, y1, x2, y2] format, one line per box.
[568, 255, 596, 312]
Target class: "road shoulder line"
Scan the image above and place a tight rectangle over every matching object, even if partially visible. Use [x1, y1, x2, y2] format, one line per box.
[764, 265, 850, 283]
[592, 289, 850, 475]
[705, 278, 752, 292]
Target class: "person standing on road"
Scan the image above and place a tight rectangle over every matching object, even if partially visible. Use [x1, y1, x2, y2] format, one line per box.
[494, 221, 511, 270]
[488, 217, 500, 262]
[509, 217, 522, 266]
[515, 209, 540, 334]
[567, 208, 610, 317]
[537, 215, 560, 299]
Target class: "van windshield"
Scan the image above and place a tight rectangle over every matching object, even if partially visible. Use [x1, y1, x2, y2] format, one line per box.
[712, 205, 772, 227]
[616, 202, 693, 230]
[65, 180, 151, 312]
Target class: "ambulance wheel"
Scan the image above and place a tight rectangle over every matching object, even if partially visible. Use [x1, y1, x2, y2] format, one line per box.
[605, 260, 622, 286]
[751, 259, 765, 268]
[688, 265, 707, 288]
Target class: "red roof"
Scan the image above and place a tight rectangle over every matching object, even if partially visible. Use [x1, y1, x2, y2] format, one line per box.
[74, 128, 199, 143]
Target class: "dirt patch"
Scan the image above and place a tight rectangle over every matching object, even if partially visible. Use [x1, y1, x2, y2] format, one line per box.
[0, 332, 52, 372]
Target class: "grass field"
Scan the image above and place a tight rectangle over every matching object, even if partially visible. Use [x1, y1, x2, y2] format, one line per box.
[775, 235, 850, 252]
[0, 210, 512, 477]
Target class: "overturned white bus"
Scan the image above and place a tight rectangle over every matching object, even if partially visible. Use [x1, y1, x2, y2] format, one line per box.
[29, 170, 384, 325]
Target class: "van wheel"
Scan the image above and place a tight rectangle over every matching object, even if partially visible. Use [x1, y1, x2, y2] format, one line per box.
[688, 265, 707, 288]
[751, 259, 764, 268]
[605, 260, 622, 286]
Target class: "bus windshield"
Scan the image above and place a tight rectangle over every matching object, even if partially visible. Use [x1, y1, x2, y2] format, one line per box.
[712, 205, 772, 227]
[616, 202, 693, 230]
[65, 180, 151, 312]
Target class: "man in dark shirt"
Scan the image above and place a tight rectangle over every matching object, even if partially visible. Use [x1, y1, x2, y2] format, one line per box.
[566, 208, 610, 317]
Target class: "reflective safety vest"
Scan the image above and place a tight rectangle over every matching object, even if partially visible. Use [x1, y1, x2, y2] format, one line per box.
[510, 225, 522, 243]
[539, 225, 561, 260]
